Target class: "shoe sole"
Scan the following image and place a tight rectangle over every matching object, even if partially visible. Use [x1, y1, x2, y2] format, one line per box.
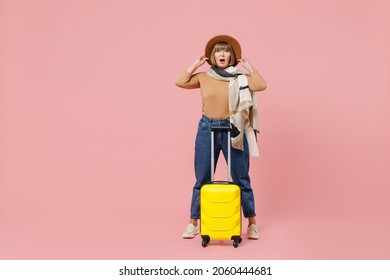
[248, 236, 259, 240]
[182, 231, 200, 239]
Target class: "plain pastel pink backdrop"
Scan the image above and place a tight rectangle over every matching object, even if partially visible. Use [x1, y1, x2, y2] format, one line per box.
[1, 0, 390, 259]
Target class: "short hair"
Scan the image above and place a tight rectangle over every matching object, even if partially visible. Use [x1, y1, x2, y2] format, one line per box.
[209, 42, 236, 67]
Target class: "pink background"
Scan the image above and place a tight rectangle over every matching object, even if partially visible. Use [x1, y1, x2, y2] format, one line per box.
[1, 0, 390, 259]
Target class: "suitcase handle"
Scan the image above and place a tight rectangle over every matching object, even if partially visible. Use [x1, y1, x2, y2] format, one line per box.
[210, 125, 232, 182]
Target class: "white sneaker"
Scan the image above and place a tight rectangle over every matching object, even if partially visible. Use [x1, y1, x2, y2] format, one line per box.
[182, 223, 200, 239]
[247, 224, 260, 239]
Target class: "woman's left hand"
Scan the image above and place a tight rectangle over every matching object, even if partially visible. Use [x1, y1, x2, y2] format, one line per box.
[238, 58, 255, 73]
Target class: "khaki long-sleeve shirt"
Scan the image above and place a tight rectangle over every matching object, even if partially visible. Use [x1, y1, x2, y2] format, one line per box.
[176, 70, 266, 119]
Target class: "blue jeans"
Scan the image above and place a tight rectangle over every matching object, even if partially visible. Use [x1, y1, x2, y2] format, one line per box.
[190, 115, 256, 219]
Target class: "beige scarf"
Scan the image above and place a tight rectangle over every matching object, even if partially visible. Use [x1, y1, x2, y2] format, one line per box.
[207, 66, 259, 157]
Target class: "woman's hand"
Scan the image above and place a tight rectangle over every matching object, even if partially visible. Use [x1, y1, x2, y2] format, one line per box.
[194, 55, 209, 68]
[238, 58, 255, 73]
[186, 55, 209, 73]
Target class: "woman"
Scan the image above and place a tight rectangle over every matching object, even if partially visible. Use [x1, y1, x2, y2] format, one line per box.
[175, 34, 267, 240]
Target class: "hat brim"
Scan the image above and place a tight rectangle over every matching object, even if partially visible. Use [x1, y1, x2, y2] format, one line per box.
[205, 34, 241, 66]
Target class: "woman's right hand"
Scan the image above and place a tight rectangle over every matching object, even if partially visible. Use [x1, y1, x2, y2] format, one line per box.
[194, 55, 209, 68]
[186, 55, 209, 73]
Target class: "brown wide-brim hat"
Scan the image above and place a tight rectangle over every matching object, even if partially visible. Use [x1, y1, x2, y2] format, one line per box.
[205, 34, 242, 66]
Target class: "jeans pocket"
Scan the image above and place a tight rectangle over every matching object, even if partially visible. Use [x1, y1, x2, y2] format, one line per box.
[198, 119, 208, 130]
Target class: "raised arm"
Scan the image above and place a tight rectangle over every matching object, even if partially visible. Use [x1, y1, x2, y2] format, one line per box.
[175, 55, 208, 89]
[185, 55, 209, 74]
[239, 58, 267, 92]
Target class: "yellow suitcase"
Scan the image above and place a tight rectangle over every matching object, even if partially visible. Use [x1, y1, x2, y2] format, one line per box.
[200, 126, 242, 248]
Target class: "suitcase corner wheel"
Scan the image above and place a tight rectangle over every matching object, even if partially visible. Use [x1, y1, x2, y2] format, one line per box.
[201, 235, 210, 248]
[232, 236, 243, 248]
[201, 235, 242, 248]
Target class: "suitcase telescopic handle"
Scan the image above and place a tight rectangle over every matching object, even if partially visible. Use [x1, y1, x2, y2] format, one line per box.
[210, 126, 232, 182]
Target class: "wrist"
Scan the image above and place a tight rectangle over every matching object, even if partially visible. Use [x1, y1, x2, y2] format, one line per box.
[247, 65, 255, 73]
[186, 64, 197, 73]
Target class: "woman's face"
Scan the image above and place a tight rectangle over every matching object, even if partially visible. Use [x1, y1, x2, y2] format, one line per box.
[214, 49, 231, 69]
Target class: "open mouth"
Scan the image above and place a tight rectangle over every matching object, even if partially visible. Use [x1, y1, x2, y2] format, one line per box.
[219, 58, 226, 63]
